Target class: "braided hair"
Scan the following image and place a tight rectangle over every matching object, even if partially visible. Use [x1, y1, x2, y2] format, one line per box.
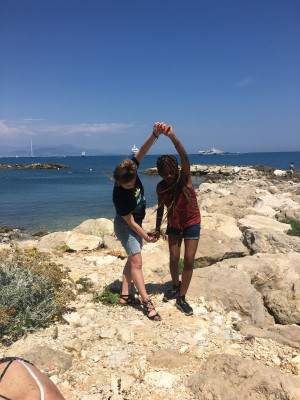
[156, 155, 192, 218]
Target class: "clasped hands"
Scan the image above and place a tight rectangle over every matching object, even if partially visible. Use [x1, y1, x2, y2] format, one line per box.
[153, 122, 173, 137]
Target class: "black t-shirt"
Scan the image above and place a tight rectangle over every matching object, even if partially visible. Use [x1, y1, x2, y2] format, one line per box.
[113, 157, 146, 221]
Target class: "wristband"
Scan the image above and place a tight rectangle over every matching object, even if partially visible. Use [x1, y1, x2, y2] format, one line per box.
[152, 131, 158, 139]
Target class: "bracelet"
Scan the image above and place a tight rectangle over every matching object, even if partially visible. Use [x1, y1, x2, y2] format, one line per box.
[175, 141, 180, 148]
[152, 131, 158, 139]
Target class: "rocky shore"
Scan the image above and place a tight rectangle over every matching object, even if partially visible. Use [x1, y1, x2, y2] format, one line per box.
[0, 162, 69, 169]
[1, 164, 300, 399]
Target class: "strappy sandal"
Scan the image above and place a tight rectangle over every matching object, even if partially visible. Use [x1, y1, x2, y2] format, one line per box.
[120, 294, 141, 306]
[142, 299, 161, 321]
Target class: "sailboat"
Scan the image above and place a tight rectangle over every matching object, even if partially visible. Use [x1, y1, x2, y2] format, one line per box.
[30, 140, 35, 162]
[81, 151, 86, 157]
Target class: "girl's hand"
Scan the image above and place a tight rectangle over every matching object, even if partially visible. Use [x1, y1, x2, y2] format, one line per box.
[163, 125, 174, 137]
[153, 122, 167, 137]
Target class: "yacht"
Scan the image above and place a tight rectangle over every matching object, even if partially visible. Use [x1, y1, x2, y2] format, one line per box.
[198, 147, 228, 155]
[131, 145, 139, 155]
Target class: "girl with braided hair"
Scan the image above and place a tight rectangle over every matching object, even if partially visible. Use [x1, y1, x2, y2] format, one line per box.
[153, 124, 201, 316]
[112, 122, 165, 321]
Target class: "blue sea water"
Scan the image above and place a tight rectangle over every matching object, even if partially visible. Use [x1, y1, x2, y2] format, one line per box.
[0, 152, 299, 233]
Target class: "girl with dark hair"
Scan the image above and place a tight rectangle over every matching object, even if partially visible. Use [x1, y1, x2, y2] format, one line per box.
[153, 124, 201, 316]
[112, 123, 165, 321]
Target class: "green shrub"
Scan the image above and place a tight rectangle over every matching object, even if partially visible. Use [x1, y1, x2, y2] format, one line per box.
[94, 285, 121, 306]
[0, 247, 74, 339]
[76, 277, 94, 293]
[281, 219, 300, 237]
[178, 258, 200, 275]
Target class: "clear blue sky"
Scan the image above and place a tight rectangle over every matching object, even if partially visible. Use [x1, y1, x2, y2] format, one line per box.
[0, 0, 299, 154]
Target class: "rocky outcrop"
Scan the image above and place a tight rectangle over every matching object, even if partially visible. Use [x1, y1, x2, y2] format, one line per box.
[1, 166, 300, 399]
[188, 266, 272, 326]
[0, 163, 69, 169]
[188, 354, 300, 400]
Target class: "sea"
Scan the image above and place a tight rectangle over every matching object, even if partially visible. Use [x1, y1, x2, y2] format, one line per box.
[0, 152, 299, 233]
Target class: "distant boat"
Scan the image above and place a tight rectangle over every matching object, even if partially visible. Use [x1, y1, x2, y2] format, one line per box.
[30, 140, 34, 161]
[198, 147, 228, 155]
[131, 145, 139, 155]
[81, 151, 86, 157]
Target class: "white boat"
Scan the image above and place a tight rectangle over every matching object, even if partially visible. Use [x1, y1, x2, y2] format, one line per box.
[81, 151, 86, 157]
[131, 144, 139, 155]
[198, 147, 228, 155]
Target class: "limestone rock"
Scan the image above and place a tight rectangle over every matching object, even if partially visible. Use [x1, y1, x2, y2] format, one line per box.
[188, 266, 272, 326]
[188, 354, 300, 400]
[144, 371, 178, 388]
[147, 349, 190, 369]
[201, 212, 242, 239]
[22, 346, 72, 373]
[37, 231, 70, 250]
[66, 232, 102, 251]
[238, 214, 290, 233]
[72, 218, 114, 236]
[194, 229, 248, 267]
[243, 228, 300, 254]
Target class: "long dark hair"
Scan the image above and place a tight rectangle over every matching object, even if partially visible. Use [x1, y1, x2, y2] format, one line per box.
[156, 155, 193, 218]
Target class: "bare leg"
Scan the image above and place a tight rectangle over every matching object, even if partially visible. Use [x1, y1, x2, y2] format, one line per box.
[179, 238, 199, 296]
[121, 258, 132, 299]
[168, 236, 182, 286]
[123, 252, 158, 319]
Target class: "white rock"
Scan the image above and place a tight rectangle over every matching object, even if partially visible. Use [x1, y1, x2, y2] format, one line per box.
[50, 375, 59, 385]
[291, 354, 300, 374]
[230, 167, 240, 174]
[117, 327, 134, 343]
[80, 316, 92, 327]
[209, 325, 221, 335]
[193, 306, 208, 315]
[63, 312, 81, 326]
[273, 169, 286, 177]
[66, 233, 102, 251]
[99, 327, 116, 339]
[110, 374, 119, 393]
[175, 333, 197, 346]
[120, 373, 136, 391]
[144, 371, 178, 388]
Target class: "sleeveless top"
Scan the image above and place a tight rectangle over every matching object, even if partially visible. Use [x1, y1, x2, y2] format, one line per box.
[157, 180, 201, 232]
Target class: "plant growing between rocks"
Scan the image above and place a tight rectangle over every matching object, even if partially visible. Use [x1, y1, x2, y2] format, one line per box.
[178, 258, 200, 275]
[0, 247, 74, 340]
[94, 285, 121, 306]
[281, 218, 300, 237]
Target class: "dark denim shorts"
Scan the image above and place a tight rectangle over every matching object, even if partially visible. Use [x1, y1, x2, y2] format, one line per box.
[166, 222, 201, 239]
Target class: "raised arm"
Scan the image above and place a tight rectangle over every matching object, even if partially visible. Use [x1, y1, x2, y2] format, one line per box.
[164, 125, 192, 187]
[134, 123, 164, 164]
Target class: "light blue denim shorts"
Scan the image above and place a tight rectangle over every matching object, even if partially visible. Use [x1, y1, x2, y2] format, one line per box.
[114, 214, 143, 256]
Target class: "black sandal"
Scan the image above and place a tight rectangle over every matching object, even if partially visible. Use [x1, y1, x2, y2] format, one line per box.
[120, 294, 141, 306]
[142, 299, 161, 321]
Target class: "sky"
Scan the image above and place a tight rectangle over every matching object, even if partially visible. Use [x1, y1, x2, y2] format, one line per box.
[0, 0, 299, 154]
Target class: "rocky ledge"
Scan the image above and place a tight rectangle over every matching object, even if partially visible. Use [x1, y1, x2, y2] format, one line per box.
[0, 162, 69, 169]
[141, 163, 300, 182]
[1, 168, 300, 400]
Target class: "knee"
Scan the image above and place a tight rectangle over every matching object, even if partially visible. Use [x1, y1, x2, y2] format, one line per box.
[183, 256, 195, 269]
[170, 255, 180, 265]
[131, 262, 142, 272]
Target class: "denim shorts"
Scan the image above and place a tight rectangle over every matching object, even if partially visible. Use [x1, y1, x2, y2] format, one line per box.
[166, 222, 201, 239]
[114, 214, 143, 256]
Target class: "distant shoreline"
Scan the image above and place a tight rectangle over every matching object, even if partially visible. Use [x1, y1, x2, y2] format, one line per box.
[0, 162, 69, 170]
